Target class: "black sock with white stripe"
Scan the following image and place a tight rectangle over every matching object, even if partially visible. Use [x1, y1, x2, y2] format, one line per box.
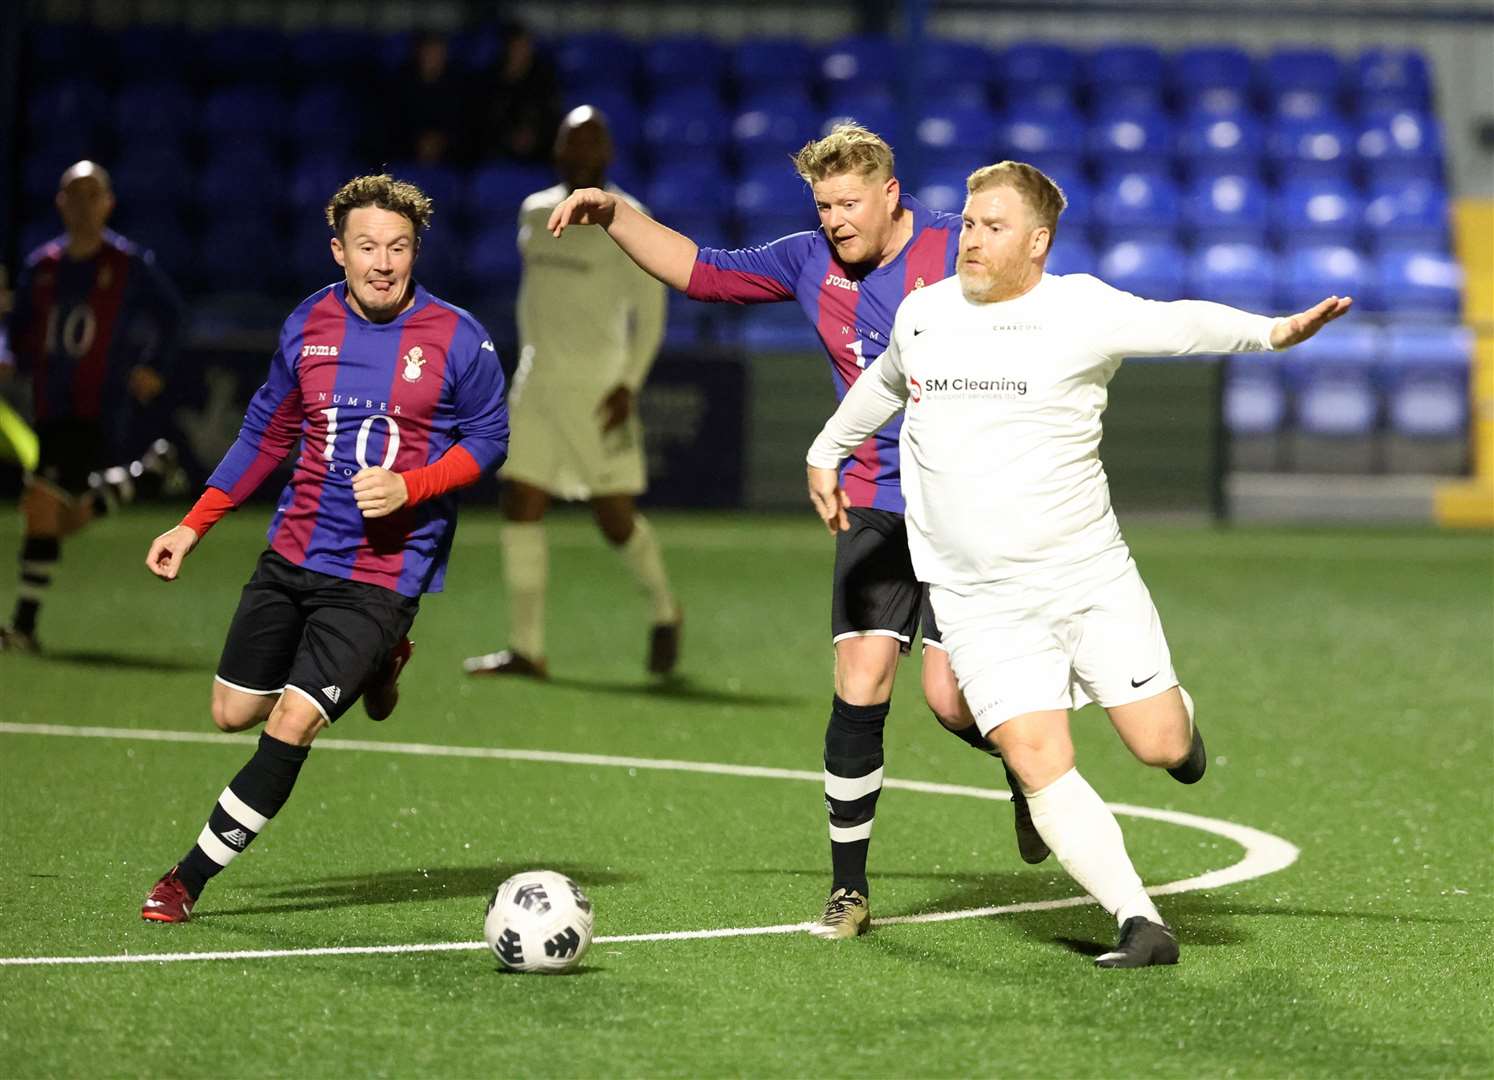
[11, 536, 59, 637]
[823, 695, 888, 898]
[175, 733, 310, 898]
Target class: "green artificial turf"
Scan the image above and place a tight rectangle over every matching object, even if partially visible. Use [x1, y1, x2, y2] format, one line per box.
[1, 508, 1490, 1077]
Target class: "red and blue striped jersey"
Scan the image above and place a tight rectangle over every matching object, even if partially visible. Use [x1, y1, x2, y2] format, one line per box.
[5, 229, 182, 427]
[686, 195, 959, 513]
[207, 282, 509, 598]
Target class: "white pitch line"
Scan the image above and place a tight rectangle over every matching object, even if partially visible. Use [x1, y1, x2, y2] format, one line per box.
[0, 722, 1299, 968]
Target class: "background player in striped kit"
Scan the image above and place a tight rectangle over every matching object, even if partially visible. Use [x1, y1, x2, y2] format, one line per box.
[0, 160, 184, 652]
[808, 161, 1350, 966]
[463, 106, 679, 681]
[138, 175, 510, 923]
[545, 124, 1044, 939]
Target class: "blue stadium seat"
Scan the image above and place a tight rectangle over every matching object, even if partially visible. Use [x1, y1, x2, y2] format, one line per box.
[997, 108, 1086, 160]
[1264, 47, 1344, 99]
[820, 101, 897, 143]
[1281, 323, 1382, 437]
[1354, 48, 1432, 113]
[734, 166, 812, 219]
[1272, 180, 1365, 248]
[465, 163, 555, 221]
[195, 220, 291, 295]
[555, 33, 639, 94]
[198, 85, 287, 138]
[290, 84, 356, 151]
[732, 94, 817, 167]
[818, 36, 898, 100]
[739, 213, 817, 247]
[643, 35, 724, 92]
[660, 211, 734, 251]
[1085, 43, 1166, 109]
[913, 170, 968, 216]
[288, 154, 358, 215]
[1050, 172, 1093, 234]
[916, 104, 1000, 172]
[917, 39, 996, 107]
[111, 147, 193, 209]
[1044, 237, 1097, 277]
[114, 81, 193, 143]
[384, 163, 463, 217]
[26, 78, 107, 139]
[1279, 245, 1371, 312]
[1098, 240, 1185, 300]
[643, 93, 730, 161]
[1362, 180, 1449, 251]
[286, 28, 377, 80]
[742, 304, 819, 352]
[1087, 109, 1174, 167]
[1093, 170, 1181, 245]
[1381, 324, 1471, 438]
[1374, 249, 1463, 316]
[1181, 173, 1269, 244]
[1172, 45, 1255, 98]
[465, 225, 523, 290]
[195, 27, 286, 84]
[1224, 354, 1288, 437]
[289, 217, 337, 288]
[1187, 242, 1277, 311]
[731, 38, 814, 93]
[451, 25, 502, 75]
[1001, 41, 1081, 94]
[1267, 114, 1356, 183]
[112, 24, 189, 77]
[124, 215, 193, 279]
[194, 149, 283, 212]
[410, 217, 464, 297]
[1177, 112, 1266, 176]
[1357, 109, 1443, 184]
[646, 164, 732, 218]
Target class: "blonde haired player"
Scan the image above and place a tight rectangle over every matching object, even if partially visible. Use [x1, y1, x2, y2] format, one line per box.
[808, 161, 1350, 967]
[465, 107, 680, 679]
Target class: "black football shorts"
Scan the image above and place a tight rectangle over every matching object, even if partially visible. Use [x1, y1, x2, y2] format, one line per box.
[32, 418, 107, 497]
[216, 550, 419, 722]
[830, 506, 942, 653]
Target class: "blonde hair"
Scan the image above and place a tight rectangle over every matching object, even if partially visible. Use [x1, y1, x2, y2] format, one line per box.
[793, 123, 895, 185]
[966, 161, 1067, 238]
[325, 174, 434, 238]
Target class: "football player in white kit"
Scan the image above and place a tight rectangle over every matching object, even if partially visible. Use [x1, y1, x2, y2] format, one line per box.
[465, 107, 681, 679]
[807, 161, 1350, 967]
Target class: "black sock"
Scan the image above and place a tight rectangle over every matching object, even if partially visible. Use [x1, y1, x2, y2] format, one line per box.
[175, 733, 310, 898]
[12, 536, 59, 636]
[823, 695, 889, 898]
[944, 717, 998, 755]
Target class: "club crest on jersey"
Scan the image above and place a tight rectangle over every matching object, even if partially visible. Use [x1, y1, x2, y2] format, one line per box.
[401, 346, 427, 383]
[914, 276, 926, 289]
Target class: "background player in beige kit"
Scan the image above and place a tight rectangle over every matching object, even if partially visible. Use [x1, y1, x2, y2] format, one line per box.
[809, 161, 1350, 967]
[464, 106, 681, 680]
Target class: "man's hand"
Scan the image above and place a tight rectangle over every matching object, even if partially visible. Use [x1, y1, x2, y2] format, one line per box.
[1271, 296, 1353, 350]
[353, 467, 408, 518]
[547, 187, 618, 237]
[145, 524, 199, 581]
[807, 465, 851, 535]
[127, 365, 165, 404]
[597, 384, 634, 433]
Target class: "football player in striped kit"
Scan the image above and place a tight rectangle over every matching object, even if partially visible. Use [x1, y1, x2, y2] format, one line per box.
[1, 160, 184, 652]
[808, 161, 1350, 966]
[138, 175, 510, 923]
[546, 124, 1043, 939]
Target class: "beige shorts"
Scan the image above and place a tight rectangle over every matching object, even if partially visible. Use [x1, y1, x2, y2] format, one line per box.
[503, 385, 646, 501]
[932, 556, 1178, 735]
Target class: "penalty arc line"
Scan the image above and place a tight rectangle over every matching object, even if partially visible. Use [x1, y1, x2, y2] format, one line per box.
[0, 722, 1299, 968]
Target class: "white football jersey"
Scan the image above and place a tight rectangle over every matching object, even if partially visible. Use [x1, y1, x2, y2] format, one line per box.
[513, 184, 667, 402]
[808, 273, 1279, 586]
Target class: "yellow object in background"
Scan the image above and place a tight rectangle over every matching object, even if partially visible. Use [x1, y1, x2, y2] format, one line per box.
[1435, 199, 1493, 528]
[0, 396, 39, 472]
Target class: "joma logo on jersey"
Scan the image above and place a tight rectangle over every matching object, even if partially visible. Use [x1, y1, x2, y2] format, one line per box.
[824, 274, 859, 292]
[302, 344, 339, 357]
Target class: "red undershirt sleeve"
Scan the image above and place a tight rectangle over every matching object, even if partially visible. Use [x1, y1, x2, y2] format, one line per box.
[400, 445, 483, 507]
[179, 487, 235, 538]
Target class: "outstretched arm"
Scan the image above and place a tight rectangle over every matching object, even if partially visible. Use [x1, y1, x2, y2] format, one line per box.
[547, 187, 698, 292]
[1270, 296, 1354, 350]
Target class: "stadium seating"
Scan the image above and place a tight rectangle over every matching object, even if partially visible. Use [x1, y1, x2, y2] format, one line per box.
[734, 167, 812, 219]
[1001, 41, 1082, 96]
[1098, 240, 1186, 300]
[1267, 114, 1357, 183]
[818, 36, 899, 101]
[1357, 109, 1444, 184]
[1177, 112, 1267, 176]
[1355, 47, 1433, 113]
[1272, 179, 1365, 248]
[1172, 45, 1256, 101]
[917, 39, 996, 107]
[1280, 245, 1372, 312]
[1088, 108, 1174, 170]
[1182, 173, 1271, 244]
[916, 104, 1000, 172]
[1281, 323, 1382, 439]
[466, 163, 554, 221]
[1374, 249, 1463, 316]
[1187, 242, 1278, 311]
[554, 32, 638, 95]
[1362, 180, 1449, 250]
[1086, 43, 1167, 111]
[643, 35, 725, 94]
[731, 38, 814, 94]
[1093, 170, 1181, 245]
[732, 94, 818, 168]
[1381, 324, 1472, 438]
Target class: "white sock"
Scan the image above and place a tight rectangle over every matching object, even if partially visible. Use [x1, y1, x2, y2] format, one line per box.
[500, 522, 547, 659]
[617, 515, 677, 624]
[1025, 767, 1163, 928]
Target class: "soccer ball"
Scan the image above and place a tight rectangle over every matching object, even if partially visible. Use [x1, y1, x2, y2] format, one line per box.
[484, 870, 594, 974]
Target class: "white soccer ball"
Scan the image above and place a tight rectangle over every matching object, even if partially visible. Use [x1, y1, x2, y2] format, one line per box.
[484, 870, 594, 973]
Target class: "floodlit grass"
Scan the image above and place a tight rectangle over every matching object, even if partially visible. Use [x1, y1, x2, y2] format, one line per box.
[1, 508, 1490, 1077]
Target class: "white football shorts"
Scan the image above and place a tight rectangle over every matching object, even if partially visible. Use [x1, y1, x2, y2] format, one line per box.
[931, 556, 1178, 736]
[503, 382, 647, 501]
